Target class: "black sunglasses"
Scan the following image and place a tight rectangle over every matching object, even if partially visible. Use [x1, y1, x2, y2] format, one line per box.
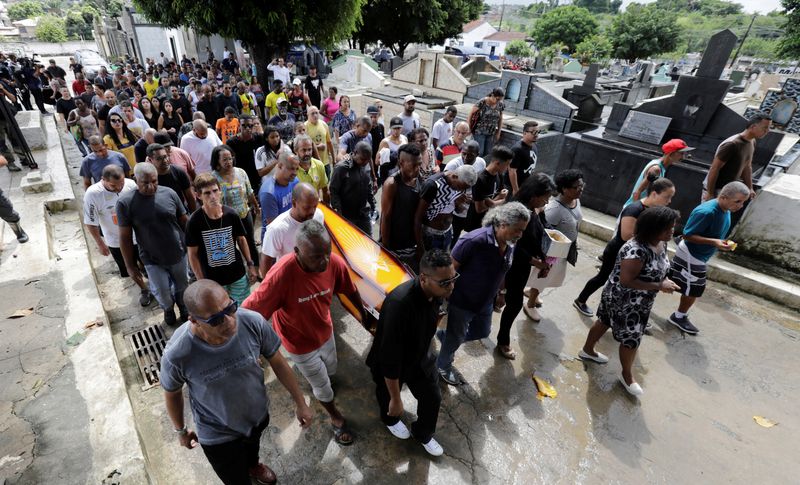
[424, 272, 460, 288]
[193, 300, 237, 326]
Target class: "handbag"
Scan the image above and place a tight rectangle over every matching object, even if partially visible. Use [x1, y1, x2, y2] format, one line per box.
[468, 99, 483, 133]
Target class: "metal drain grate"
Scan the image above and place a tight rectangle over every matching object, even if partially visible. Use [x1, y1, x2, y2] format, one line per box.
[124, 324, 168, 390]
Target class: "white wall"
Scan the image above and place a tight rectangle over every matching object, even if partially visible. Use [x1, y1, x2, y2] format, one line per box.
[732, 173, 800, 273]
[447, 22, 497, 49]
[134, 26, 170, 63]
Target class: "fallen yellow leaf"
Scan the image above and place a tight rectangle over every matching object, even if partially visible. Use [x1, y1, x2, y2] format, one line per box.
[532, 375, 558, 399]
[8, 307, 34, 319]
[753, 416, 777, 428]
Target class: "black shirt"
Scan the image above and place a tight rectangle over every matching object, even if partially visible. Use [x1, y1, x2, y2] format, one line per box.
[134, 138, 148, 166]
[330, 159, 372, 221]
[185, 206, 246, 286]
[167, 95, 192, 120]
[609, 200, 647, 250]
[384, 172, 420, 250]
[197, 99, 220, 127]
[215, 93, 242, 116]
[56, 97, 77, 118]
[510, 140, 538, 188]
[366, 279, 440, 380]
[304, 74, 324, 108]
[465, 169, 503, 232]
[369, 124, 385, 159]
[227, 134, 265, 192]
[157, 165, 192, 207]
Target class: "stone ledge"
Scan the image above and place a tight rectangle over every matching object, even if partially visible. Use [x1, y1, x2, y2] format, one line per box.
[15, 110, 49, 150]
[19, 170, 53, 194]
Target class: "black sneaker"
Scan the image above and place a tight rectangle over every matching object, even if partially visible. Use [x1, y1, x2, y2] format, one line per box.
[178, 305, 189, 323]
[163, 308, 177, 326]
[573, 300, 594, 317]
[138, 289, 153, 307]
[7, 162, 21, 172]
[669, 313, 699, 335]
[438, 367, 461, 386]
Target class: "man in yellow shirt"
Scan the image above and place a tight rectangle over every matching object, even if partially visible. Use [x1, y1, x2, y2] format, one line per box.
[293, 135, 330, 204]
[143, 71, 159, 99]
[305, 106, 335, 177]
[264, 80, 287, 118]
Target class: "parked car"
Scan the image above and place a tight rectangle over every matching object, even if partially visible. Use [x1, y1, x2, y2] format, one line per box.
[74, 50, 109, 81]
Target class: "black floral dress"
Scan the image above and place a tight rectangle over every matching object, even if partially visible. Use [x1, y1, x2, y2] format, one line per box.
[596, 239, 669, 349]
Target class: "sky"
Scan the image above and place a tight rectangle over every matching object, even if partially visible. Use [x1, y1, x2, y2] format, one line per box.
[485, 0, 784, 14]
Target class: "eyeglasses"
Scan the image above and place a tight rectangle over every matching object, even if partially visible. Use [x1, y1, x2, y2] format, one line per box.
[241, 124, 254, 128]
[525, 130, 539, 135]
[109, 119, 123, 124]
[153, 155, 169, 161]
[423, 272, 460, 288]
[192, 300, 237, 326]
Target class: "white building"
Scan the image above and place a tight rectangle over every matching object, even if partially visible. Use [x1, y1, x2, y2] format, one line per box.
[448, 20, 497, 49]
[482, 31, 529, 57]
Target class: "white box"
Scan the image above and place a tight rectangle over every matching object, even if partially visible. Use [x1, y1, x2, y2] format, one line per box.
[545, 229, 572, 258]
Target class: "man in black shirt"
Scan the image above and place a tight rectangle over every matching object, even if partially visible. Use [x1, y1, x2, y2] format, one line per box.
[367, 105, 384, 162]
[303, 65, 324, 108]
[509, 121, 539, 195]
[197, 86, 221, 127]
[330, 141, 373, 234]
[465, 146, 511, 232]
[215, 82, 242, 116]
[168, 86, 193, 120]
[146, 143, 196, 212]
[366, 249, 455, 457]
[226, 115, 265, 192]
[46, 59, 66, 80]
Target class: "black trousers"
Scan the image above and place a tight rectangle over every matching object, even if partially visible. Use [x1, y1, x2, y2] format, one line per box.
[577, 240, 622, 304]
[108, 245, 141, 278]
[30, 88, 47, 113]
[0, 188, 20, 223]
[450, 216, 467, 248]
[201, 415, 269, 485]
[241, 212, 258, 257]
[372, 369, 441, 443]
[498, 262, 532, 347]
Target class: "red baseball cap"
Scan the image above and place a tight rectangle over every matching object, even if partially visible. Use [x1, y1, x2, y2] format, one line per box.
[662, 139, 695, 154]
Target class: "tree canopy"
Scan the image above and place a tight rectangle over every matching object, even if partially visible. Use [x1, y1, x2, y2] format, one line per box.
[530, 6, 598, 53]
[36, 15, 67, 43]
[505, 39, 533, 59]
[610, 3, 681, 61]
[778, 0, 800, 58]
[572, 0, 623, 15]
[7, 1, 44, 21]
[574, 34, 613, 64]
[134, 0, 363, 78]
[354, 0, 483, 58]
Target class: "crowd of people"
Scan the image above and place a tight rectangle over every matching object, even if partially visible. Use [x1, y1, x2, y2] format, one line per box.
[2, 52, 770, 484]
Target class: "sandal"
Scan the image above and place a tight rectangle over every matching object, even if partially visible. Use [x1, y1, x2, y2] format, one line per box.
[332, 422, 354, 446]
[497, 345, 516, 360]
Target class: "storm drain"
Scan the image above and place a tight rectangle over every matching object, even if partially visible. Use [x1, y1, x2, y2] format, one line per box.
[124, 324, 168, 390]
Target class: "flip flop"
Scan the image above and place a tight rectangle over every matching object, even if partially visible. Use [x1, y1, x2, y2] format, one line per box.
[332, 422, 354, 446]
[497, 345, 517, 360]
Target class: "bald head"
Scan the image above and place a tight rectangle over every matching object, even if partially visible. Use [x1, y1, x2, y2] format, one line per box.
[292, 182, 319, 203]
[193, 119, 208, 138]
[143, 128, 157, 144]
[183, 280, 228, 317]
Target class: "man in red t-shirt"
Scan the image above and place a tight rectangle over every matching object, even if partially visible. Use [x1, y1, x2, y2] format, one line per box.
[243, 219, 367, 446]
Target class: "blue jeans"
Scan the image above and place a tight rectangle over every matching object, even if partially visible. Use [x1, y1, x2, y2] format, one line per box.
[422, 225, 453, 252]
[144, 255, 189, 311]
[436, 302, 494, 372]
[472, 133, 495, 158]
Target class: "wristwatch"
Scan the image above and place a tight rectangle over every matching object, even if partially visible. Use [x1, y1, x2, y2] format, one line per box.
[246, 261, 256, 267]
[174, 425, 188, 435]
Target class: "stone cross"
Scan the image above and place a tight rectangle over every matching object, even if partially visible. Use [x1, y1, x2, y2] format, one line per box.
[696, 29, 738, 80]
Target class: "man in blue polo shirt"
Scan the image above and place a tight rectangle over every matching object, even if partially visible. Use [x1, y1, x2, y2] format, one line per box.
[435, 202, 529, 385]
[667, 181, 749, 335]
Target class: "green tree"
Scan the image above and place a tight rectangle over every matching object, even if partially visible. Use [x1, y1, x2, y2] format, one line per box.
[88, 0, 124, 17]
[65, 5, 99, 40]
[530, 6, 598, 53]
[134, 0, 363, 81]
[574, 34, 613, 64]
[505, 39, 533, 59]
[778, 0, 800, 58]
[610, 4, 681, 61]
[355, 0, 482, 58]
[572, 0, 623, 14]
[7, 1, 44, 21]
[36, 15, 67, 43]
[43, 0, 65, 15]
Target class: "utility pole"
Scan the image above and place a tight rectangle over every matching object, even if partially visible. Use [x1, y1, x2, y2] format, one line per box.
[498, 1, 506, 31]
[729, 13, 757, 68]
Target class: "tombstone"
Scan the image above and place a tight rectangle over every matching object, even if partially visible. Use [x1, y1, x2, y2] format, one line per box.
[563, 60, 582, 73]
[771, 98, 798, 126]
[573, 63, 599, 95]
[533, 55, 546, 73]
[696, 29, 738, 79]
[729, 70, 746, 86]
[551, 57, 564, 73]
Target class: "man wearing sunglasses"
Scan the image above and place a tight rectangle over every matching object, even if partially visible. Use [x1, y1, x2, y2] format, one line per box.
[161, 280, 313, 485]
[366, 249, 455, 457]
[244, 219, 367, 446]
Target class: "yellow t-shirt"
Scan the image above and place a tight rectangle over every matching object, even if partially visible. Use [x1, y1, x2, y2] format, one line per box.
[264, 91, 287, 118]
[296, 158, 329, 193]
[215, 117, 240, 144]
[239, 93, 253, 116]
[305, 120, 331, 165]
[143, 79, 159, 99]
[103, 134, 137, 173]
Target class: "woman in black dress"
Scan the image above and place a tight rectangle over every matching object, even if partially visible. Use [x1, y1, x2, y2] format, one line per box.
[580, 206, 681, 397]
[158, 99, 184, 145]
[496, 173, 555, 359]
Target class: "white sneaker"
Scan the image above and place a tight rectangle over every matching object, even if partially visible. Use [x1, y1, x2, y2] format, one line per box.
[619, 374, 644, 396]
[578, 349, 609, 364]
[386, 420, 411, 440]
[421, 436, 444, 457]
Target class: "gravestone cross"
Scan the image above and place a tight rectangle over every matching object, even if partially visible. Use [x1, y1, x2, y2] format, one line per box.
[695, 29, 738, 80]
